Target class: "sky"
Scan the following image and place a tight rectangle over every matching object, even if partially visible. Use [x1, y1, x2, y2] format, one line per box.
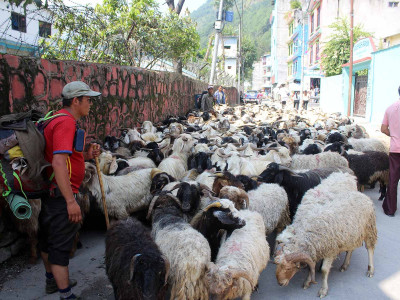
[63, 0, 207, 14]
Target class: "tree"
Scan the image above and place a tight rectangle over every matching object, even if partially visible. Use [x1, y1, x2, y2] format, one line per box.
[40, 0, 199, 71]
[320, 17, 371, 77]
[241, 35, 257, 81]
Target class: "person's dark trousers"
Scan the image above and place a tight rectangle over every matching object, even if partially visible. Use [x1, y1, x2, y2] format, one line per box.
[383, 152, 400, 215]
[303, 101, 309, 110]
[281, 101, 286, 108]
[294, 100, 299, 110]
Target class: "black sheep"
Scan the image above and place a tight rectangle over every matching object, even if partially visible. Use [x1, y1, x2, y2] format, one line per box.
[258, 163, 322, 220]
[144, 142, 164, 166]
[187, 152, 212, 174]
[105, 217, 168, 300]
[236, 175, 258, 191]
[176, 182, 202, 216]
[345, 151, 389, 200]
[326, 132, 347, 144]
[192, 202, 246, 262]
[302, 144, 322, 155]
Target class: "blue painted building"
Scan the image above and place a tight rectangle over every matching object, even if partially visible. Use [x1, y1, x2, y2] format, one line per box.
[286, 9, 309, 88]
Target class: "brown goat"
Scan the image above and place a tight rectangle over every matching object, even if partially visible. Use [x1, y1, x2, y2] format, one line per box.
[218, 186, 249, 210]
[212, 172, 245, 196]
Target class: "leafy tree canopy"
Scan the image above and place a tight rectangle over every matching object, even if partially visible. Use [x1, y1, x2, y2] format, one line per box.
[40, 0, 199, 69]
[321, 17, 371, 77]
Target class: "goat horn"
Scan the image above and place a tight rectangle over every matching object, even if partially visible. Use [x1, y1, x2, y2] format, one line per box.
[278, 165, 297, 174]
[202, 189, 220, 202]
[204, 201, 222, 211]
[285, 252, 316, 283]
[198, 183, 215, 195]
[146, 195, 160, 220]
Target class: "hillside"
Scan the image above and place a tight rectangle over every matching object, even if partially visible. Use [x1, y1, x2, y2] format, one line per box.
[191, 0, 273, 58]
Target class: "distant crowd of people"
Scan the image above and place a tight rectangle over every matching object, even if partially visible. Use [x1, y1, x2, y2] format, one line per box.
[273, 83, 320, 111]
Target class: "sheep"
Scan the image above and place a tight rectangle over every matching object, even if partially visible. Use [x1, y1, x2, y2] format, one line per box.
[235, 175, 258, 191]
[195, 169, 217, 190]
[105, 217, 169, 300]
[258, 163, 352, 220]
[344, 150, 389, 200]
[220, 183, 290, 235]
[81, 163, 153, 219]
[158, 134, 195, 180]
[150, 192, 210, 300]
[149, 169, 176, 195]
[190, 199, 246, 262]
[348, 137, 388, 153]
[275, 172, 376, 298]
[187, 152, 213, 174]
[212, 171, 245, 195]
[206, 210, 270, 300]
[290, 151, 349, 170]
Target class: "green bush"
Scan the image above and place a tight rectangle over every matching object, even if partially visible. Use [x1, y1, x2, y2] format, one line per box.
[290, 0, 302, 10]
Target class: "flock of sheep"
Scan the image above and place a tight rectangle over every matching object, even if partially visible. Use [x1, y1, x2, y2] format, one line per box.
[81, 101, 386, 300]
[2, 101, 388, 299]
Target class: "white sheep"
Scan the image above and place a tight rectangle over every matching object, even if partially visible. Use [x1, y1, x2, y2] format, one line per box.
[81, 163, 153, 219]
[219, 183, 290, 235]
[151, 193, 211, 300]
[348, 137, 388, 153]
[290, 151, 348, 170]
[206, 210, 270, 300]
[158, 134, 195, 179]
[275, 172, 377, 298]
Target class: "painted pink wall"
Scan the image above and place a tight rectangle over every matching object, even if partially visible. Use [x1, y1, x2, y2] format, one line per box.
[0, 54, 238, 140]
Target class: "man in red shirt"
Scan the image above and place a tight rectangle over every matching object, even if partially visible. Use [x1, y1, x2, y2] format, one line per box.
[39, 81, 101, 299]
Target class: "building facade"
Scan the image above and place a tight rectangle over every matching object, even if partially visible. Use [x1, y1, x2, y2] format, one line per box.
[285, 8, 309, 91]
[217, 35, 238, 78]
[0, 1, 54, 56]
[305, 0, 400, 90]
[270, 0, 291, 86]
[252, 54, 272, 92]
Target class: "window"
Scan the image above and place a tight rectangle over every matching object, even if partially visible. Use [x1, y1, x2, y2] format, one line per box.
[227, 66, 232, 69]
[388, 2, 399, 7]
[39, 21, 51, 38]
[11, 12, 26, 33]
[315, 41, 320, 62]
[310, 45, 314, 65]
[264, 69, 266, 75]
[317, 6, 321, 27]
[288, 62, 293, 76]
[289, 21, 294, 36]
[310, 13, 314, 33]
[289, 42, 294, 56]
[224, 45, 231, 49]
[267, 77, 271, 81]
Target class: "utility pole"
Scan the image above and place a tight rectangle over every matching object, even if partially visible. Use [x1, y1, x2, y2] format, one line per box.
[347, 0, 354, 117]
[237, 22, 241, 104]
[300, 9, 306, 103]
[240, 0, 244, 93]
[209, 0, 225, 85]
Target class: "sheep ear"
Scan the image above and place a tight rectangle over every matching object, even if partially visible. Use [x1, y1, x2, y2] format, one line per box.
[109, 157, 118, 175]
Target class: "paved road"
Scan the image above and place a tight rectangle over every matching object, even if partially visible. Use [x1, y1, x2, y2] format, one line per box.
[0, 187, 399, 300]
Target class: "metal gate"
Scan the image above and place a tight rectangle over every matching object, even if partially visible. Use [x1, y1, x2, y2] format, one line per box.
[353, 75, 368, 116]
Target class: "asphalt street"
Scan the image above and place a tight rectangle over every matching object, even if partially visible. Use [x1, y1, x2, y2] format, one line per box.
[0, 187, 399, 300]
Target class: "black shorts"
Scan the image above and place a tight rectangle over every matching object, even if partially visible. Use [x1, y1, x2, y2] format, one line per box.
[39, 194, 80, 266]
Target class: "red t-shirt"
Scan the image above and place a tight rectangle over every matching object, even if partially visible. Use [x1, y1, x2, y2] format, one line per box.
[44, 109, 85, 193]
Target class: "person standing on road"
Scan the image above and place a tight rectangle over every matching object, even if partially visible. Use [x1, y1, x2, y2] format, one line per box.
[293, 91, 300, 110]
[201, 85, 215, 111]
[302, 90, 310, 110]
[279, 84, 289, 108]
[40, 81, 101, 299]
[381, 85, 400, 217]
[214, 85, 226, 105]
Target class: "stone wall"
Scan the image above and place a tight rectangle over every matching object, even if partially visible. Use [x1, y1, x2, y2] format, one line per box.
[0, 54, 238, 140]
